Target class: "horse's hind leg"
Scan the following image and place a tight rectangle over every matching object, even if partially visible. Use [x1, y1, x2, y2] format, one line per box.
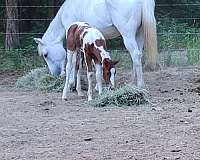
[136, 27, 144, 53]
[110, 14, 144, 87]
[123, 36, 144, 87]
[113, 25, 144, 87]
[136, 27, 146, 67]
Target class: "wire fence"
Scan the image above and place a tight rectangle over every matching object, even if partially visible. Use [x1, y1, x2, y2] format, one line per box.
[0, 3, 200, 70]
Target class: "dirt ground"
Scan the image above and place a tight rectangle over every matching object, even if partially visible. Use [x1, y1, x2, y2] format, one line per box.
[0, 67, 200, 160]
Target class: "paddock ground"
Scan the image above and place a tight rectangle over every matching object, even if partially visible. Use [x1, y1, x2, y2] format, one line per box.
[0, 67, 200, 160]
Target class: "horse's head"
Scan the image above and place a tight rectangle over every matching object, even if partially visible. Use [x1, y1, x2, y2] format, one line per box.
[103, 58, 119, 89]
[34, 38, 66, 77]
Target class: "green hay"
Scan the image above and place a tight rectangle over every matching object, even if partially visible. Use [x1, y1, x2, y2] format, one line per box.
[16, 67, 64, 92]
[90, 84, 149, 107]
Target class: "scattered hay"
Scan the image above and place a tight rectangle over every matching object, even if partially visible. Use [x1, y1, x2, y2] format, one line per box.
[90, 84, 149, 107]
[16, 67, 64, 92]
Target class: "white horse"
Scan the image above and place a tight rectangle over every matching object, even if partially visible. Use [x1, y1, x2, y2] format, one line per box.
[34, 0, 157, 90]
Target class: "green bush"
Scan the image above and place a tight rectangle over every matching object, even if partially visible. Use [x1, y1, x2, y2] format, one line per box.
[0, 35, 44, 71]
[158, 19, 200, 65]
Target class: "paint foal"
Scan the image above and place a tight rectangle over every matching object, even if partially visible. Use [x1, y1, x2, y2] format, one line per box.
[62, 22, 118, 101]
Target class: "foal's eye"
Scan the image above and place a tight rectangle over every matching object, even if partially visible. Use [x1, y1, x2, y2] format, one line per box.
[43, 53, 48, 58]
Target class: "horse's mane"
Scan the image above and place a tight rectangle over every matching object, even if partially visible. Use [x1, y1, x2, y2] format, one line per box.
[42, 1, 67, 43]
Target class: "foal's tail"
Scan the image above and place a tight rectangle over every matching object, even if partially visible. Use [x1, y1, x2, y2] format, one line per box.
[142, 0, 158, 70]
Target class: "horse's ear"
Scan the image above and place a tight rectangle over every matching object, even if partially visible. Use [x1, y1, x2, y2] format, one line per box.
[112, 60, 120, 65]
[34, 38, 45, 45]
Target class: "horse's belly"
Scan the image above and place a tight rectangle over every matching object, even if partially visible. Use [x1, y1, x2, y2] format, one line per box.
[62, 0, 121, 39]
[80, 0, 121, 39]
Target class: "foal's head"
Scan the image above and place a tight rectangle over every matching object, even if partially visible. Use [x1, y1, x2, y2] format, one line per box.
[103, 58, 119, 89]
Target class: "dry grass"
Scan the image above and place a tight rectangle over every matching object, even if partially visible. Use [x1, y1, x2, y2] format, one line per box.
[16, 67, 64, 92]
[89, 84, 149, 107]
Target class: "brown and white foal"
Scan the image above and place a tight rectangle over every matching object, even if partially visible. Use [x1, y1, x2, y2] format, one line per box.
[62, 22, 118, 101]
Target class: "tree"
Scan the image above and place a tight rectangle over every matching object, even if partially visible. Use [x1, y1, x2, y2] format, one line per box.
[5, 0, 19, 49]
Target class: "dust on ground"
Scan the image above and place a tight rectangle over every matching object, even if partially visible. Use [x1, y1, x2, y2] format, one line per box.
[0, 67, 200, 160]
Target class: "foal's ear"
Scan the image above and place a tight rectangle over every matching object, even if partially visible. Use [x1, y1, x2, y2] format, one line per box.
[112, 60, 120, 65]
[34, 38, 45, 45]
[104, 58, 110, 67]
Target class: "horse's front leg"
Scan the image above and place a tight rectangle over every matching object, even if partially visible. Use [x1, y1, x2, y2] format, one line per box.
[95, 64, 102, 95]
[62, 50, 74, 100]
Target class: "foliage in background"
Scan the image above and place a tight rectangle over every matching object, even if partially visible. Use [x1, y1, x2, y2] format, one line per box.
[1, 0, 200, 71]
[158, 18, 200, 65]
[0, 35, 44, 71]
[111, 50, 132, 70]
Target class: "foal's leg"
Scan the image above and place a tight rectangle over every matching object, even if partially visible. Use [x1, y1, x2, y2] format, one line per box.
[95, 64, 102, 95]
[69, 52, 77, 90]
[62, 50, 74, 100]
[76, 53, 84, 97]
[84, 54, 93, 101]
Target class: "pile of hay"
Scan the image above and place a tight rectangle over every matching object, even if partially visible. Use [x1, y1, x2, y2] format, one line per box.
[90, 85, 149, 107]
[16, 67, 64, 92]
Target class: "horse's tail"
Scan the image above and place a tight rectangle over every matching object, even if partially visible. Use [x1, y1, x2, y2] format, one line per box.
[142, 0, 158, 70]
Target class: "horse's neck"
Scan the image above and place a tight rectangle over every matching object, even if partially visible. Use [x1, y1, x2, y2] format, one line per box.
[42, 2, 66, 43]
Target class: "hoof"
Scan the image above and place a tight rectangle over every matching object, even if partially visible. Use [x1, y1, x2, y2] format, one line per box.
[62, 96, 68, 101]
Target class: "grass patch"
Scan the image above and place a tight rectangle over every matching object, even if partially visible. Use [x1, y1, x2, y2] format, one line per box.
[16, 67, 64, 92]
[89, 84, 149, 107]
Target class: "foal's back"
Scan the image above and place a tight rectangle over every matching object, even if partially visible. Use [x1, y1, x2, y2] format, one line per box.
[82, 27, 108, 64]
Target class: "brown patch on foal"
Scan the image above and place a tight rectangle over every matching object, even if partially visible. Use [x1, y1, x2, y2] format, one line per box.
[103, 59, 119, 84]
[66, 24, 89, 51]
[84, 43, 102, 72]
[66, 24, 79, 51]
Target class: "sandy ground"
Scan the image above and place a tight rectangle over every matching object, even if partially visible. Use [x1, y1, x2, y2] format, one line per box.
[0, 67, 200, 160]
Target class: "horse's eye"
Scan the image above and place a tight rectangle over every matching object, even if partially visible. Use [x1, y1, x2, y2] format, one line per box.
[43, 53, 48, 58]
